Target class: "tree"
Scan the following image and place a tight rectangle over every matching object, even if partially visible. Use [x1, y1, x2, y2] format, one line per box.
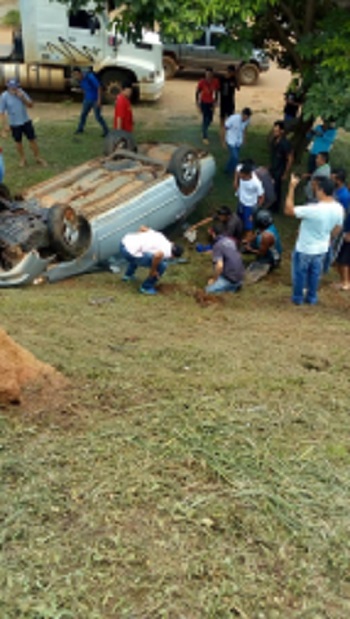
[61, 0, 350, 159]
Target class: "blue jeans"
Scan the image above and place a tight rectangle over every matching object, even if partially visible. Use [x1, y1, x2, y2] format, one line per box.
[77, 100, 109, 135]
[120, 243, 167, 289]
[200, 102, 214, 139]
[291, 250, 325, 305]
[225, 144, 240, 174]
[205, 276, 241, 294]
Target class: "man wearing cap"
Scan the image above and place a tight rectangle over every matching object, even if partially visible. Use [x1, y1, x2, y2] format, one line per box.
[0, 79, 46, 167]
[120, 226, 183, 295]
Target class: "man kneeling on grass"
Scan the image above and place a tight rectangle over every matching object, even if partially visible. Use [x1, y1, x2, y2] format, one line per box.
[205, 222, 244, 294]
[120, 226, 183, 295]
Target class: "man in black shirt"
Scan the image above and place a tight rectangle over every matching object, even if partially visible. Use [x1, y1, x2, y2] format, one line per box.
[269, 120, 293, 213]
[219, 65, 240, 144]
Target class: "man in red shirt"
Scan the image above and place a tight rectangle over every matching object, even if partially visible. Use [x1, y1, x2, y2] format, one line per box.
[114, 81, 133, 132]
[196, 67, 219, 145]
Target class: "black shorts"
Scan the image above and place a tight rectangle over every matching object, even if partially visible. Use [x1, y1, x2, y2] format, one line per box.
[11, 120, 36, 143]
[220, 101, 234, 120]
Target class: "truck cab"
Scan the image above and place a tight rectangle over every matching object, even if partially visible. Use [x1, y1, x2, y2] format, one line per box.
[0, 0, 164, 102]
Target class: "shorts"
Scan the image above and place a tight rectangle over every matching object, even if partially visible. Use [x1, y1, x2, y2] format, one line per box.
[220, 101, 234, 120]
[10, 120, 36, 143]
[337, 240, 350, 266]
[237, 202, 254, 231]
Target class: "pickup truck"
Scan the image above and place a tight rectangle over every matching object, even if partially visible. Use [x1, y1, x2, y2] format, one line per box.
[163, 25, 270, 86]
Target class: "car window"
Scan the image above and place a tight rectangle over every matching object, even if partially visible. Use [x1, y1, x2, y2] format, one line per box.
[209, 32, 226, 47]
[192, 32, 206, 46]
[69, 10, 100, 30]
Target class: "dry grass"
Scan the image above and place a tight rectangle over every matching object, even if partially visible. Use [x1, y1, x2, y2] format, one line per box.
[1, 117, 350, 619]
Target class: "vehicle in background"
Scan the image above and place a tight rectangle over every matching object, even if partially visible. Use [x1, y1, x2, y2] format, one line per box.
[0, 0, 164, 102]
[0, 135, 216, 287]
[162, 25, 270, 86]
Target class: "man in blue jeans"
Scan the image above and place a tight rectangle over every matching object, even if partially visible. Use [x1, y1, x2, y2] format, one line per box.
[285, 174, 343, 305]
[205, 222, 244, 294]
[120, 227, 183, 295]
[73, 67, 109, 137]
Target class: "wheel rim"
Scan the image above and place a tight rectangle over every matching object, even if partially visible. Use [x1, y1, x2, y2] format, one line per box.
[105, 80, 122, 100]
[62, 207, 79, 245]
[181, 153, 198, 182]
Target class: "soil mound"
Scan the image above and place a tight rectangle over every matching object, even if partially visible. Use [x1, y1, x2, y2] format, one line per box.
[0, 328, 65, 406]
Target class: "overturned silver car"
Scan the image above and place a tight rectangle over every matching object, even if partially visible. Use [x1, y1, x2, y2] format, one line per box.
[0, 136, 215, 287]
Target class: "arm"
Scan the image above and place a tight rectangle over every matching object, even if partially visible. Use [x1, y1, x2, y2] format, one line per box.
[150, 251, 164, 278]
[0, 112, 9, 137]
[195, 86, 201, 107]
[208, 258, 223, 284]
[283, 149, 294, 180]
[97, 85, 103, 108]
[16, 89, 33, 108]
[189, 216, 213, 231]
[284, 173, 300, 216]
[258, 193, 265, 207]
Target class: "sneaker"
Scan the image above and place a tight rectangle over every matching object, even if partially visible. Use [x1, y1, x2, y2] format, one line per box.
[122, 274, 136, 282]
[140, 286, 157, 295]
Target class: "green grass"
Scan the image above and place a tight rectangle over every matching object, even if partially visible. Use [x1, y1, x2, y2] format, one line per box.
[1, 112, 350, 619]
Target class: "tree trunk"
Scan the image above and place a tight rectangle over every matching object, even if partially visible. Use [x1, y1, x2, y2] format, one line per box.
[290, 116, 314, 164]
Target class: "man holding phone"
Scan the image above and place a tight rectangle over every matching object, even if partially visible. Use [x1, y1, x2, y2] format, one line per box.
[0, 79, 46, 168]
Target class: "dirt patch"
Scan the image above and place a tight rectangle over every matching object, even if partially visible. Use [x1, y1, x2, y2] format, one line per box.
[0, 327, 66, 407]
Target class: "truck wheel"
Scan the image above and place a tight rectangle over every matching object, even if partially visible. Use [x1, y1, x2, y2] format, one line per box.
[239, 63, 259, 86]
[47, 204, 92, 261]
[163, 56, 177, 80]
[104, 130, 137, 156]
[167, 146, 199, 195]
[100, 70, 131, 104]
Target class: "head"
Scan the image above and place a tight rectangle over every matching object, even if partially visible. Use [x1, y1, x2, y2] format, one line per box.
[122, 80, 133, 98]
[6, 79, 19, 93]
[332, 167, 346, 188]
[171, 243, 184, 259]
[227, 64, 236, 78]
[205, 66, 214, 80]
[242, 107, 252, 122]
[239, 160, 254, 181]
[208, 221, 225, 243]
[216, 205, 232, 223]
[313, 175, 335, 201]
[72, 67, 83, 82]
[273, 120, 285, 138]
[254, 209, 273, 231]
[315, 151, 329, 168]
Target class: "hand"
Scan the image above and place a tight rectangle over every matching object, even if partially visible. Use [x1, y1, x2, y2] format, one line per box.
[290, 173, 301, 188]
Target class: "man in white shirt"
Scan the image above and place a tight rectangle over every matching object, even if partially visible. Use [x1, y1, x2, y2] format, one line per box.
[234, 160, 264, 240]
[120, 226, 183, 295]
[285, 174, 343, 305]
[224, 107, 252, 174]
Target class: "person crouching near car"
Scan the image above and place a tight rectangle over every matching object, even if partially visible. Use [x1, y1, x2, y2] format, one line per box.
[234, 160, 265, 243]
[120, 226, 183, 295]
[205, 222, 244, 294]
[244, 209, 282, 281]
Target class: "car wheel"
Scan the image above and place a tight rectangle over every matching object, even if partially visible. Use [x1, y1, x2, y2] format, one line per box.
[167, 146, 200, 195]
[100, 70, 135, 104]
[0, 183, 11, 206]
[163, 56, 177, 79]
[47, 204, 92, 261]
[104, 130, 137, 156]
[239, 63, 259, 86]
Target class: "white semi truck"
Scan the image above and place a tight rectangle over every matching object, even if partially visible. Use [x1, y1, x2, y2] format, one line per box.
[0, 0, 164, 101]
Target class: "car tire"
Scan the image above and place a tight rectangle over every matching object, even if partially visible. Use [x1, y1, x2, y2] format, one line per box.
[163, 56, 178, 80]
[104, 130, 137, 156]
[100, 69, 136, 104]
[167, 146, 200, 194]
[0, 183, 11, 205]
[47, 204, 92, 261]
[239, 63, 259, 86]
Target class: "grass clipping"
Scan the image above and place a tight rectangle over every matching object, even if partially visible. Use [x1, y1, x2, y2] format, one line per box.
[0, 327, 65, 406]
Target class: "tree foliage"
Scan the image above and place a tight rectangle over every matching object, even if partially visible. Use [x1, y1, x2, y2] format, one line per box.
[60, 0, 350, 154]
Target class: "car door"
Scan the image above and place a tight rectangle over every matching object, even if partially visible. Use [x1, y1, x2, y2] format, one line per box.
[66, 9, 105, 64]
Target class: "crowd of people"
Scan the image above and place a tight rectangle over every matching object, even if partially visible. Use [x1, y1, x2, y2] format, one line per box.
[0, 65, 349, 303]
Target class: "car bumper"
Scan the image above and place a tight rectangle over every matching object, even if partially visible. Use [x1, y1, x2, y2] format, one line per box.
[139, 74, 164, 101]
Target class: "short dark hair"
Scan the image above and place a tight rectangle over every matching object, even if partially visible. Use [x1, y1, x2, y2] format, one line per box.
[313, 175, 335, 196]
[171, 244, 183, 258]
[122, 80, 133, 90]
[242, 107, 252, 117]
[227, 64, 236, 72]
[216, 205, 232, 217]
[210, 221, 225, 237]
[274, 120, 285, 131]
[205, 66, 213, 73]
[240, 161, 253, 175]
[72, 66, 82, 74]
[332, 168, 346, 183]
[317, 151, 329, 163]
